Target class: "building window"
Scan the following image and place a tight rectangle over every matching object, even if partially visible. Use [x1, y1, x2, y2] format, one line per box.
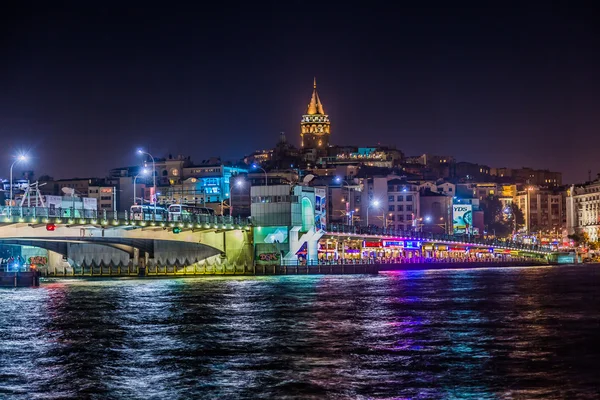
[397, 205, 404, 211]
[388, 195, 394, 202]
[406, 205, 413, 211]
[397, 195, 403, 202]
[388, 205, 395, 211]
[406, 195, 413, 202]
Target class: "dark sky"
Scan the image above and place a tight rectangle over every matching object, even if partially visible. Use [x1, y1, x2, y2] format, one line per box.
[1, 1, 598, 183]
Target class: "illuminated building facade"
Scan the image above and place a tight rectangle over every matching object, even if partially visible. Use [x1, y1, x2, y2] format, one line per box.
[566, 179, 600, 242]
[516, 186, 565, 235]
[301, 78, 330, 154]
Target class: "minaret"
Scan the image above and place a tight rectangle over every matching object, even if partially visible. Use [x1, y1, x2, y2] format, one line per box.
[300, 78, 330, 151]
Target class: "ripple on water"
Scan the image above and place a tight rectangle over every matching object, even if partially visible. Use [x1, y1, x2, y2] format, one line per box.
[1, 265, 599, 399]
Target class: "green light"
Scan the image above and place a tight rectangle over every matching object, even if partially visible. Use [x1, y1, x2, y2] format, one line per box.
[173, 227, 182, 234]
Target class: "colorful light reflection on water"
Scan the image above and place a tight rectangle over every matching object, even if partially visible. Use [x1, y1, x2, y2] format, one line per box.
[1, 266, 599, 399]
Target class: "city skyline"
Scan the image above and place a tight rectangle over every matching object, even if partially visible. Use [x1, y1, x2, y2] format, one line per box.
[1, 2, 598, 182]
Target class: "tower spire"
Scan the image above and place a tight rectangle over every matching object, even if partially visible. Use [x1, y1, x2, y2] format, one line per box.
[301, 78, 330, 151]
[307, 77, 325, 115]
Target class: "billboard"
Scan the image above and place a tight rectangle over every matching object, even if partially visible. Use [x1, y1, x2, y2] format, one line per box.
[453, 204, 473, 234]
[46, 195, 63, 217]
[83, 197, 98, 211]
[314, 188, 326, 230]
[254, 226, 288, 244]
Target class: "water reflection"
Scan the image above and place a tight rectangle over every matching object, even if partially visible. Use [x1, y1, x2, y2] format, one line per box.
[0, 265, 599, 399]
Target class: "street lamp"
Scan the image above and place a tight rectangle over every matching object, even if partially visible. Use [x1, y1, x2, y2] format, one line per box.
[133, 168, 149, 205]
[9, 154, 28, 213]
[367, 199, 380, 227]
[221, 193, 229, 216]
[252, 164, 268, 186]
[335, 176, 353, 225]
[137, 149, 156, 215]
[231, 179, 245, 217]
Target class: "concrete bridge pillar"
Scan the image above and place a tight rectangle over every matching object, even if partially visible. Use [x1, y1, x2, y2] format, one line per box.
[133, 248, 140, 267]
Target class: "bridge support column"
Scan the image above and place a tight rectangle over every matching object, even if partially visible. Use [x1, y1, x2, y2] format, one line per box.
[133, 248, 140, 267]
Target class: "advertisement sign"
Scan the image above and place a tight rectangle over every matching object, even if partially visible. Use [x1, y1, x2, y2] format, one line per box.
[255, 248, 282, 265]
[314, 188, 327, 230]
[46, 195, 63, 217]
[363, 240, 381, 248]
[254, 226, 288, 244]
[83, 197, 98, 210]
[404, 241, 421, 249]
[382, 240, 403, 247]
[453, 204, 473, 234]
[28, 256, 48, 266]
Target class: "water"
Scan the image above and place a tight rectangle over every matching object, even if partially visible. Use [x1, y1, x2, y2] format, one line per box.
[1, 265, 599, 399]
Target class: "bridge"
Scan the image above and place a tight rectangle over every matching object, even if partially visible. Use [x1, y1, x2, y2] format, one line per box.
[0, 207, 553, 278]
[0, 207, 254, 276]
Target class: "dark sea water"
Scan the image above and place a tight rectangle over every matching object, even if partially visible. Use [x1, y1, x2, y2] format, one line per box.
[1, 265, 599, 399]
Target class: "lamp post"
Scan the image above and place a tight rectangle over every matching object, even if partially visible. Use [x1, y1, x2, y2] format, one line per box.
[231, 179, 244, 217]
[137, 149, 156, 216]
[221, 193, 229, 216]
[335, 176, 353, 225]
[252, 164, 268, 186]
[133, 168, 149, 205]
[9, 154, 27, 215]
[367, 199, 380, 227]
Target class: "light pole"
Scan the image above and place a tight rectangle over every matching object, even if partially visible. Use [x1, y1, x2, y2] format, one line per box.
[367, 199, 380, 227]
[137, 149, 156, 215]
[9, 154, 27, 214]
[231, 179, 244, 217]
[133, 168, 149, 205]
[221, 193, 229, 216]
[335, 176, 353, 225]
[252, 164, 268, 186]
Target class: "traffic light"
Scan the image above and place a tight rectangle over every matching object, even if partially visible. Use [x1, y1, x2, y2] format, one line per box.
[46, 223, 56, 231]
[172, 227, 182, 234]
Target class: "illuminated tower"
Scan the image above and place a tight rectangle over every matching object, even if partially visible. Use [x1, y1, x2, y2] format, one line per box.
[301, 78, 330, 151]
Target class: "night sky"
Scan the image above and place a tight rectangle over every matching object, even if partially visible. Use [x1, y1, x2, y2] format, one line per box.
[1, 2, 598, 183]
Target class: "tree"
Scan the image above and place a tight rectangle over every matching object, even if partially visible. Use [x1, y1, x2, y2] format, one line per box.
[509, 203, 525, 232]
[480, 196, 512, 238]
[568, 231, 590, 247]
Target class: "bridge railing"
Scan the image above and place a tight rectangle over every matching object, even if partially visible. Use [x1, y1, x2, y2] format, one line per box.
[279, 256, 536, 267]
[0, 206, 251, 227]
[326, 223, 553, 253]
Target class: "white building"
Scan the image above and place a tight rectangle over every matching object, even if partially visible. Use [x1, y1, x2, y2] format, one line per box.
[566, 180, 600, 242]
[359, 176, 420, 230]
[88, 186, 116, 211]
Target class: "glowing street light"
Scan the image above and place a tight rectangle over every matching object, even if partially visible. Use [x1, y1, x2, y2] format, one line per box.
[367, 199, 381, 226]
[335, 176, 353, 225]
[137, 149, 156, 216]
[252, 164, 268, 187]
[9, 154, 28, 213]
[133, 168, 149, 205]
